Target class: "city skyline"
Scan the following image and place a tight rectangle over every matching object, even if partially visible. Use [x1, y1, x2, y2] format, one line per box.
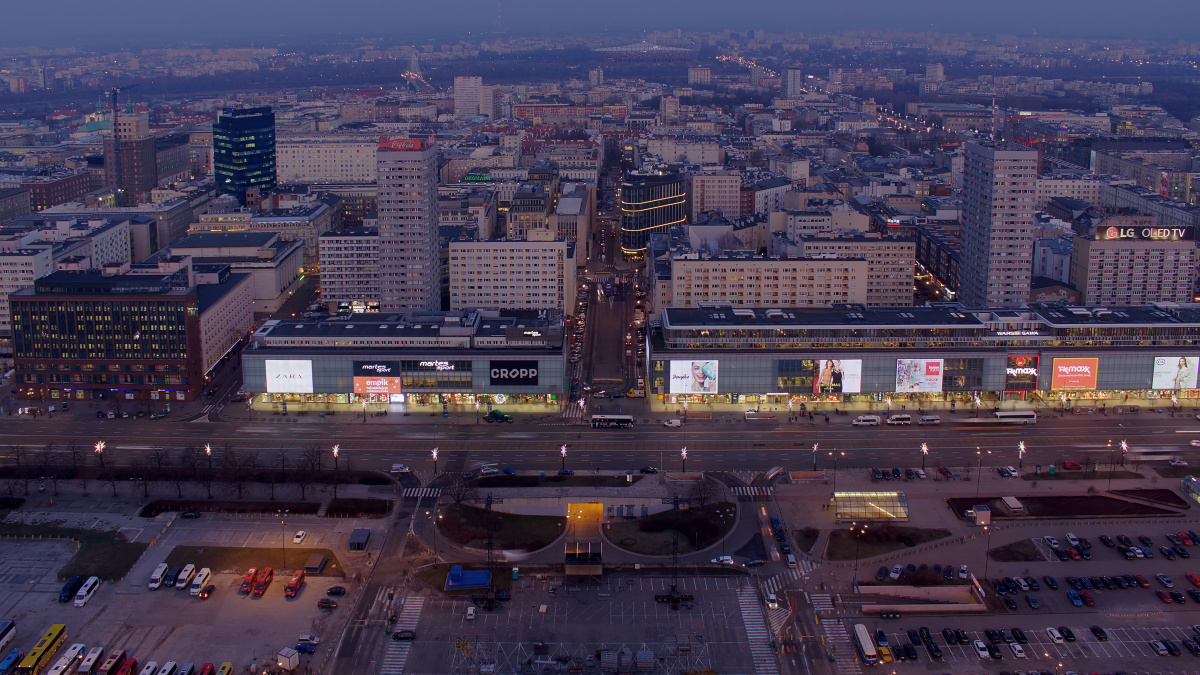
[7, 0, 1199, 47]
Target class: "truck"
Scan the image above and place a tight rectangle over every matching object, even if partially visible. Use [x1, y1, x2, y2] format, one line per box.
[275, 649, 298, 673]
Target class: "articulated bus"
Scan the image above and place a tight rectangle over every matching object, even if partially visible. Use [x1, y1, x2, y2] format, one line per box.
[960, 411, 1038, 425]
[590, 414, 634, 429]
[15, 624, 66, 675]
[852, 624, 879, 666]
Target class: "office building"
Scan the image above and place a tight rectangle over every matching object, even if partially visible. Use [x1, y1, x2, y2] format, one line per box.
[454, 76, 483, 117]
[506, 183, 551, 240]
[449, 229, 576, 313]
[925, 63, 945, 82]
[10, 262, 253, 402]
[797, 233, 916, 306]
[619, 171, 686, 256]
[0, 188, 31, 220]
[663, 249, 868, 309]
[376, 138, 439, 311]
[690, 172, 742, 221]
[958, 141, 1038, 308]
[165, 232, 305, 314]
[785, 66, 805, 98]
[213, 107, 277, 203]
[688, 66, 711, 86]
[276, 134, 378, 184]
[318, 227, 380, 313]
[1069, 216, 1196, 305]
[18, 169, 92, 211]
[103, 113, 157, 202]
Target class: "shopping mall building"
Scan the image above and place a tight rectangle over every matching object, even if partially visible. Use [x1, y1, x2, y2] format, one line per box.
[646, 303, 1200, 408]
[241, 309, 567, 408]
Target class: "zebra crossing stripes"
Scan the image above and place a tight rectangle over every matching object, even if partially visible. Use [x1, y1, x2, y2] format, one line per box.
[809, 592, 835, 612]
[821, 620, 862, 675]
[736, 586, 781, 675]
[762, 568, 802, 594]
[730, 486, 774, 496]
[402, 487, 441, 498]
[378, 597, 425, 675]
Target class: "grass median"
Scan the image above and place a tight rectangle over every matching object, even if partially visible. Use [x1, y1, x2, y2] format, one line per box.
[825, 525, 952, 561]
[0, 522, 147, 582]
[439, 504, 566, 551]
[606, 502, 736, 556]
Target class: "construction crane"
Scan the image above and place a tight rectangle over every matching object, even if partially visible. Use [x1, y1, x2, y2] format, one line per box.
[108, 83, 140, 204]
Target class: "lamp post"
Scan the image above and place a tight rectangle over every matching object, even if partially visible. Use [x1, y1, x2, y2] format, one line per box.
[812, 442, 818, 471]
[975, 448, 990, 499]
[475, 401, 480, 424]
[332, 444, 340, 497]
[205, 443, 212, 470]
[681, 447, 688, 472]
[1017, 441, 1026, 471]
[362, 399, 367, 424]
[560, 444, 568, 471]
[852, 522, 869, 587]
[920, 443, 929, 471]
[830, 451, 844, 494]
[982, 524, 994, 579]
[431, 447, 438, 475]
[278, 508, 289, 568]
[94, 440, 105, 468]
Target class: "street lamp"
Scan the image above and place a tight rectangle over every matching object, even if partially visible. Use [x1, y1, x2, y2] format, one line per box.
[830, 451, 844, 496]
[362, 399, 367, 424]
[680, 446, 688, 472]
[431, 447, 439, 475]
[812, 442, 818, 471]
[560, 444, 568, 471]
[983, 524, 994, 579]
[332, 444, 340, 497]
[94, 440, 105, 468]
[920, 443, 929, 471]
[205, 443, 212, 470]
[278, 508, 289, 568]
[975, 448, 991, 499]
[852, 522, 869, 587]
[475, 401, 480, 424]
[1017, 441, 1026, 471]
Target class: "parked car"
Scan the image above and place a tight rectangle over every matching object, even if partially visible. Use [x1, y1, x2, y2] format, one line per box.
[317, 598, 337, 610]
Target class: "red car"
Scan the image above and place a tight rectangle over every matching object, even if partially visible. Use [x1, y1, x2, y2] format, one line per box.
[938, 467, 953, 478]
[1179, 531, 1195, 546]
[1067, 548, 1081, 560]
[1158, 589, 1174, 603]
[1135, 574, 1151, 588]
[1080, 591, 1095, 607]
[1187, 573, 1200, 588]
[1062, 461, 1082, 470]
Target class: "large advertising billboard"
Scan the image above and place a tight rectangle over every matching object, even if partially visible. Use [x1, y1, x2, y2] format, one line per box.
[813, 359, 862, 394]
[1152, 356, 1199, 390]
[489, 360, 540, 387]
[669, 360, 719, 394]
[353, 377, 403, 395]
[895, 359, 944, 393]
[265, 359, 313, 393]
[1051, 357, 1098, 390]
[1005, 356, 1040, 391]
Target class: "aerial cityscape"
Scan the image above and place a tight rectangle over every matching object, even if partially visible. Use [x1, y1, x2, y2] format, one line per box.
[3, 3, 1200, 674]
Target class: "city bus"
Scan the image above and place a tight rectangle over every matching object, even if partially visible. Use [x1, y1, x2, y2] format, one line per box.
[961, 411, 1037, 425]
[852, 624, 879, 666]
[0, 622, 14, 655]
[0, 649, 23, 675]
[591, 414, 634, 429]
[15, 624, 66, 675]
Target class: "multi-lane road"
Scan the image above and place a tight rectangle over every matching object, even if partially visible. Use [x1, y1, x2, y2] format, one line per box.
[2, 408, 1197, 476]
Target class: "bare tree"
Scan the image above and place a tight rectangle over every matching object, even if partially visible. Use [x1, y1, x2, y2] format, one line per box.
[36, 443, 54, 477]
[444, 475, 477, 504]
[692, 477, 719, 508]
[8, 444, 25, 470]
[3, 477, 18, 498]
[103, 470, 119, 498]
[301, 443, 324, 473]
[199, 468, 215, 500]
[65, 442, 82, 473]
[130, 458, 152, 499]
[150, 446, 170, 472]
[170, 465, 187, 499]
[178, 445, 200, 476]
[294, 458, 312, 500]
[220, 443, 237, 469]
[225, 449, 248, 500]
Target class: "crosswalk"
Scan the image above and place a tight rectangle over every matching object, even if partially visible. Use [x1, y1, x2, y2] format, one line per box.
[808, 592, 835, 612]
[378, 597, 425, 675]
[736, 586, 781, 675]
[402, 487, 441, 498]
[762, 568, 803, 594]
[821, 619, 863, 675]
[730, 486, 774, 496]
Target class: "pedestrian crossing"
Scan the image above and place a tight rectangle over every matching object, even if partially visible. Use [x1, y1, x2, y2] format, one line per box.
[561, 404, 585, 419]
[402, 487, 441, 498]
[808, 592, 835, 612]
[736, 586, 781, 675]
[378, 597, 425, 675]
[730, 486, 774, 496]
[762, 568, 802, 594]
[821, 619, 862, 675]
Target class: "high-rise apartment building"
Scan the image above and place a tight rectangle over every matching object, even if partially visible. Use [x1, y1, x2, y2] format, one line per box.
[688, 66, 711, 86]
[784, 66, 805, 98]
[213, 107, 276, 204]
[103, 112, 157, 202]
[376, 137, 439, 311]
[318, 227, 380, 312]
[797, 233, 916, 306]
[925, 63, 945, 82]
[589, 68, 604, 88]
[619, 171, 686, 256]
[958, 141, 1038, 308]
[449, 229, 576, 313]
[690, 172, 742, 221]
[454, 76, 483, 117]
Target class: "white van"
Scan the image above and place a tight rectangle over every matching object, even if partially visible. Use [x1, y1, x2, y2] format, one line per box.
[663, 419, 682, 427]
[918, 415, 941, 426]
[156, 662, 179, 675]
[176, 564, 196, 589]
[1046, 627, 1064, 644]
[189, 568, 212, 596]
[785, 554, 797, 568]
[479, 464, 500, 476]
[886, 414, 912, 425]
[852, 415, 881, 427]
[149, 563, 169, 590]
[73, 576, 100, 607]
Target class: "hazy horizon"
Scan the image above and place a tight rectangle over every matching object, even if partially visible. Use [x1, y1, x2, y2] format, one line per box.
[7, 0, 1199, 49]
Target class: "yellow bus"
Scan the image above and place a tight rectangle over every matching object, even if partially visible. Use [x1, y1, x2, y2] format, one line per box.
[15, 624, 66, 675]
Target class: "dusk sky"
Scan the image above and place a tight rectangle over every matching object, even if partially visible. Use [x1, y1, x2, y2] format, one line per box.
[9, 0, 1199, 47]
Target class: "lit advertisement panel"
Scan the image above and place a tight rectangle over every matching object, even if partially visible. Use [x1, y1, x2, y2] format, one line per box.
[353, 377, 403, 395]
[814, 359, 862, 394]
[895, 359, 944, 393]
[1050, 358, 1098, 390]
[669, 360, 718, 394]
[1151, 356, 1198, 390]
[1005, 356, 1040, 391]
[265, 359, 313, 393]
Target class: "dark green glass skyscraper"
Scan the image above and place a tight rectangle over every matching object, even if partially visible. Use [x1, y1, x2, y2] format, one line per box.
[213, 106, 276, 203]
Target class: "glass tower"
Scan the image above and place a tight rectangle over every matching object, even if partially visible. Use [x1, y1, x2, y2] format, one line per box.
[213, 106, 276, 203]
[619, 171, 686, 256]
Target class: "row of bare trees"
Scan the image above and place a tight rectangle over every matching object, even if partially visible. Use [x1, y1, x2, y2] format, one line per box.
[1, 442, 350, 502]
